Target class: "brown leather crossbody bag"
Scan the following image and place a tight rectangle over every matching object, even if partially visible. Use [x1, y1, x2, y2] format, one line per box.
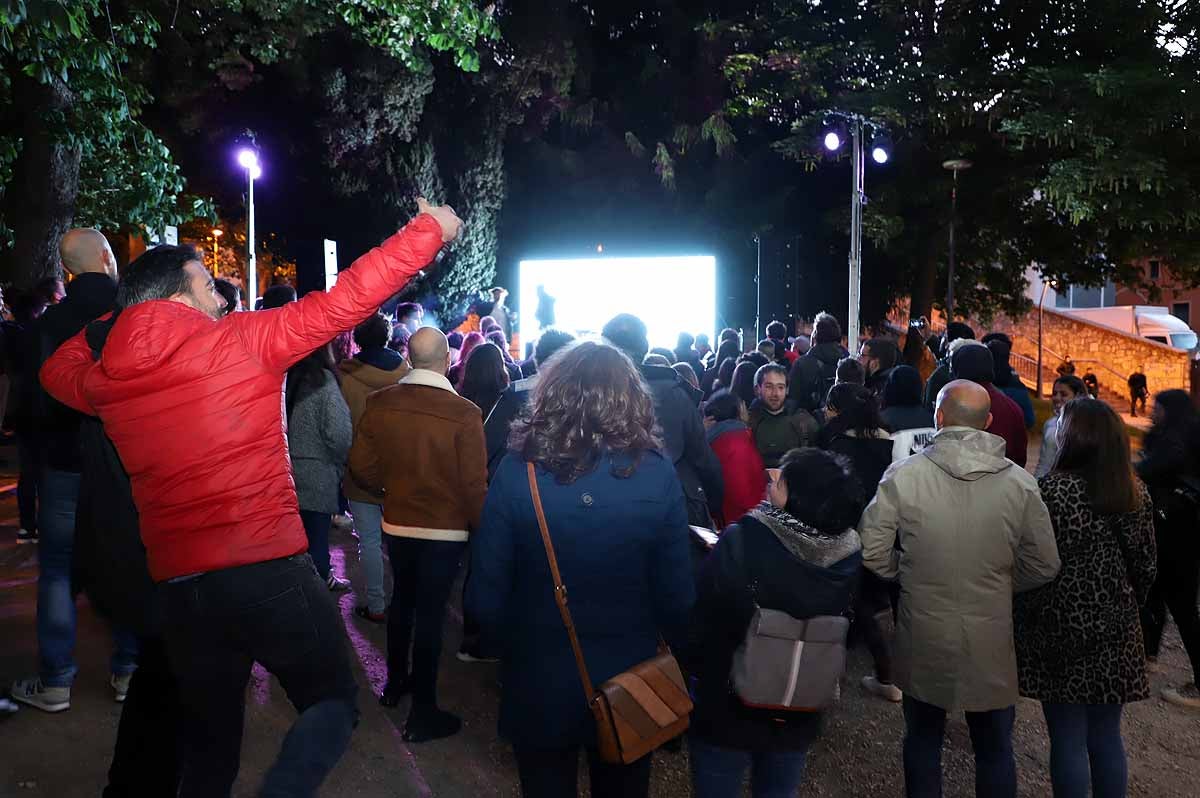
[526, 462, 692, 764]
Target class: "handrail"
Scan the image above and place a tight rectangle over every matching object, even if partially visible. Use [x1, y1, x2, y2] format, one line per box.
[1011, 333, 1130, 384]
[1011, 351, 1129, 387]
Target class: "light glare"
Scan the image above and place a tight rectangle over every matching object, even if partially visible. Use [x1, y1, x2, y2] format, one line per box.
[519, 256, 716, 351]
[872, 146, 889, 164]
[249, 164, 262, 180]
[823, 132, 841, 151]
[237, 149, 259, 169]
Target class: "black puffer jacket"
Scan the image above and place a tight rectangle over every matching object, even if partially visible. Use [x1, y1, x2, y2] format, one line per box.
[788, 342, 847, 411]
[686, 510, 860, 751]
[640, 364, 723, 526]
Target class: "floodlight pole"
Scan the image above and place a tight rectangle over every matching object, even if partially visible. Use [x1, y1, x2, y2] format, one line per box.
[754, 234, 762, 342]
[847, 118, 865, 353]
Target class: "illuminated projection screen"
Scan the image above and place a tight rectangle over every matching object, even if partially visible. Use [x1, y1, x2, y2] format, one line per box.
[518, 256, 716, 351]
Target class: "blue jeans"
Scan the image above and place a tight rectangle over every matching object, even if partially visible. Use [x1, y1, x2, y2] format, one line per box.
[688, 736, 808, 798]
[1041, 703, 1126, 798]
[349, 500, 385, 615]
[902, 695, 1016, 798]
[37, 468, 138, 687]
[163, 554, 359, 798]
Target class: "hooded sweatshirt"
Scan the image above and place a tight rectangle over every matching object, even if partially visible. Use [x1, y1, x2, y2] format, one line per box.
[339, 348, 411, 502]
[858, 427, 1060, 712]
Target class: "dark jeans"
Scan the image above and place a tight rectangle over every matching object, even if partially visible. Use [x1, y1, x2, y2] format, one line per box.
[37, 468, 138, 686]
[514, 747, 652, 798]
[688, 736, 808, 798]
[163, 554, 359, 798]
[1141, 550, 1200, 683]
[902, 696, 1016, 798]
[104, 636, 182, 798]
[1041, 703, 1126, 798]
[299, 509, 332, 580]
[1129, 391, 1147, 416]
[386, 536, 465, 706]
[15, 432, 38, 531]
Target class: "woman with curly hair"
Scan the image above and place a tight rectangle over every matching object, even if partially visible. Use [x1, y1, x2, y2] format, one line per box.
[466, 340, 695, 798]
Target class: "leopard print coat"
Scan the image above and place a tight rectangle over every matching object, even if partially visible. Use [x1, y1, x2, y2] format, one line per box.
[1014, 472, 1157, 704]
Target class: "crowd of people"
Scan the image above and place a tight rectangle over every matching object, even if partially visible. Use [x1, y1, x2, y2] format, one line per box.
[1, 200, 1199, 798]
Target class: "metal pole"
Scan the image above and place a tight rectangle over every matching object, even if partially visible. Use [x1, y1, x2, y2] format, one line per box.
[246, 173, 257, 310]
[212, 237, 219, 277]
[1037, 280, 1048, 398]
[754, 234, 762, 342]
[847, 119, 864, 353]
[947, 169, 958, 318]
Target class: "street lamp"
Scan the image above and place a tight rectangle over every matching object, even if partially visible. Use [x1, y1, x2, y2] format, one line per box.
[822, 116, 891, 353]
[1036, 276, 1056, 398]
[210, 228, 223, 277]
[236, 148, 262, 309]
[942, 158, 973, 319]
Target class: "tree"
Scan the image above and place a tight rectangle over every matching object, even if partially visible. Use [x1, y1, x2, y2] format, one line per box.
[0, 0, 499, 288]
[717, 0, 1200, 323]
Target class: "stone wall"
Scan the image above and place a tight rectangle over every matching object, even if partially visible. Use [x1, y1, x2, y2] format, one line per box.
[983, 307, 1190, 396]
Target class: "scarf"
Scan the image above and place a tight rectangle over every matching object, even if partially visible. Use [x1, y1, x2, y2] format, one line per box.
[747, 502, 861, 567]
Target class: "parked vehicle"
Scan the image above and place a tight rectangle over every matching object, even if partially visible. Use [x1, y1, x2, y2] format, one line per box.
[1059, 306, 1198, 351]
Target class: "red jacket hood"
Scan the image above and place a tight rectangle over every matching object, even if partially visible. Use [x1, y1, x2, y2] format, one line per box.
[101, 301, 216, 381]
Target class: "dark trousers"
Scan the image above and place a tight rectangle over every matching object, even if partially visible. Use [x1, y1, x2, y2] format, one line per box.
[299, 509, 332, 581]
[514, 747, 652, 798]
[902, 696, 1016, 798]
[1129, 390, 1147, 416]
[1041, 703, 1127, 798]
[15, 432, 38, 531]
[1142, 550, 1200, 683]
[385, 536, 465, 706]
[104, 636, 182, 798]
[853, 570, 899, 683]
[163, 555, 359, 798]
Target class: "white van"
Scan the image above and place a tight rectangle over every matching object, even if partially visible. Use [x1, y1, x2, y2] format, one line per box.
[1059, 305, 1199, 350]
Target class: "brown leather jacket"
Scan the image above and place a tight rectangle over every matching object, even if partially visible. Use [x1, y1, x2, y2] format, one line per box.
[347, 369, 486, 542]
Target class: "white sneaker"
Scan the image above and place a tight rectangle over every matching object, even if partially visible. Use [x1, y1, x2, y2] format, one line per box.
[1162, 682, 1200, 710]
[111, 673, 133, 703]
[327, 574, 351, 592]
[10, 677, 70, 712]
[861, 675, 903, 703]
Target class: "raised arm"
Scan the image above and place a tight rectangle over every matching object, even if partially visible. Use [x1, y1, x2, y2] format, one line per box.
[39, 326, 98, 415]
[233, 203, 459, 373]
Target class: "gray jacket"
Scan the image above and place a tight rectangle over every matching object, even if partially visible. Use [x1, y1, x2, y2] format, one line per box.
[858, 427, 1060, 712]
[288, 371, 353, 514]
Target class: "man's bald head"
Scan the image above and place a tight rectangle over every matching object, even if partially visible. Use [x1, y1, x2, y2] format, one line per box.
[60, 228, 117, 279]
[408, 326, 450, 374]
[936, 379, 993, 431]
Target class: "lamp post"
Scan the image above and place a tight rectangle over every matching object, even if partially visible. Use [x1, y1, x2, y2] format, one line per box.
[1036, 277, 1055, 398]
[823, 116, 890, 354]
[942, 158, 973, 319]
[211, 228, 223, 277]
[236, 149, 261, 309]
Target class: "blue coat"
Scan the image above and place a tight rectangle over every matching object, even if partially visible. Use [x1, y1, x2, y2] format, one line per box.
[466, 450, 696, 750]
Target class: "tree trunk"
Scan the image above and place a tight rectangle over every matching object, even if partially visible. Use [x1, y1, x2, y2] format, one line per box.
[909, 245, 938, 323]
[2, 74, 81, 289]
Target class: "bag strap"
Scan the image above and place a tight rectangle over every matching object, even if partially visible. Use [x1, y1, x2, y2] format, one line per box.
[526, 462, 597, 700]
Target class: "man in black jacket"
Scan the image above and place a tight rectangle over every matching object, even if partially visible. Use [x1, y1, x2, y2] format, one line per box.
[788, 312, 848, 412]
[10, 229, 139, 713]
[484, 328, 575, 480]
[603, 314, 724, 526]
[859, 337, 901, 399]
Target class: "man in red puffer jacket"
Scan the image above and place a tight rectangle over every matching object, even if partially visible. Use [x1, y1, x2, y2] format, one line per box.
[40, 200, 461, 798]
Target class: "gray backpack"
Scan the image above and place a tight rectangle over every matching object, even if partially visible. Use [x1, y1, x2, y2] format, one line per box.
[731, 608, 849, 712]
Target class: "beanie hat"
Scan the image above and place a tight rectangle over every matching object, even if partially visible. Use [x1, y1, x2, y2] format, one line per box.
[951, 340, 995, 384]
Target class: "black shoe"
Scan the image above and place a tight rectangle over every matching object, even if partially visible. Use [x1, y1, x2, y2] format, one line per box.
[380, 677, 413, 708]
[354, 605, 387, 624]
[15, 529, 37, 544]
[402, 706, 462, 742]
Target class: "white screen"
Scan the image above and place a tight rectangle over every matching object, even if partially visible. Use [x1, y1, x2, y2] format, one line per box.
[518, 256, 715, 352]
